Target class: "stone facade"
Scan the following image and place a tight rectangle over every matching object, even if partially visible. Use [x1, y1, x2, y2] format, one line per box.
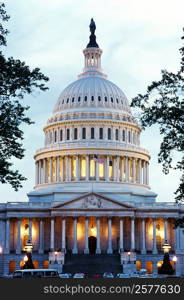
[0, 20, 184, 276]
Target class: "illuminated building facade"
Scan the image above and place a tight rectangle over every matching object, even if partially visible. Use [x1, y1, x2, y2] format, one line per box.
[0, 20, 184, 276]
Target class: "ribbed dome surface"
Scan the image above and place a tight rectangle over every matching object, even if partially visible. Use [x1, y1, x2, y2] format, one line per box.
[53, 76, 131, 115]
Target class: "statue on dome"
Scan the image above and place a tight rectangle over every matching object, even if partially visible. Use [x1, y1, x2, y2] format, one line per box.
[87, 18, 99, 48]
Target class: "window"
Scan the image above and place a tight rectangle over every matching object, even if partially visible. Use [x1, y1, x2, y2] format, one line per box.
[128, 131, 131, 143]
[116, 98, 119, 103]
[62, 99, 64, 104]
[82, 128, 86, 139]
[84, 96, 87, 101]
[72, 97, 74, 102]
[111, 97, 113, 103]
[74, 128, 78, 140]
[122, 130, 125, 142]
[54, 131, 57, 142]
[91, 96, 94, 101]
[115, 129, 119, 141]
[98, 96, 101, 101]
[78, 97, 81, 102]
[105, 96, 107, 102]
[60, 130, 63, 141]
[99, 128, 103, 139]
[91, 127, 95, 139]
[108, 128, 111, 140]
[66, 98, 69, 103]
[67, 129, 70, 140]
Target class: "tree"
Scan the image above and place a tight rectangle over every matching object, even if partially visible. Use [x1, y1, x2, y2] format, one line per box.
[0, 2, 49, 190]
[131, 28, 184, 204]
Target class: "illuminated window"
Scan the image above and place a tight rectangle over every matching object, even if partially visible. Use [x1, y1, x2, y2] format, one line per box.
[67, 129, 70, 140]
[99, 128, 103, 139]
[146, 261, 153, 274]
[136, 261, 142, 271]
[115, 129, 119, 140]
[108, 128, 111, 140]
[72, 157, 76, 180]
[91, 128, 95, 139]
[81, 157, 86, 178]
[9, 261, 16, 274]
[74, 128, 78, 140]
[109, 159, 113, 179]
[82, 128, 86, 139]
[99, 162, 104, 179]
[90, 157, 95, 178]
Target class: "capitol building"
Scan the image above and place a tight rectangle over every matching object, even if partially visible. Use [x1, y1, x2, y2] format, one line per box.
[0, 19, 184, 276]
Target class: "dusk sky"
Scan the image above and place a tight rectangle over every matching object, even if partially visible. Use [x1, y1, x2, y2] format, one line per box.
[0, 0, 183, 203]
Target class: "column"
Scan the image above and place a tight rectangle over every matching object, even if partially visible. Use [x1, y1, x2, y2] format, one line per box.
[39, 219, 44, 254]
[152, 218, 158, 254]
[65, 156, 69, 181]
[119, 218, 124, 251]
[146, 162, 149, 185]
[175, 226, 180, 253]
[62, 218, 66, 250]
[84, 217, 89, 254]
[141, 218, 146, 254]
[29, 218, 32, 243]
[96, 217, 101, 254]
[35, 161, 38, 185]
[106, 156, 109, 181]
[50, 218, 55, 251]
[39, 160, 42, 184]
[131, 217, 135, 251]
[143, 161, 146, 184]
[16, 218, 21, 254]
[86, 155, 89, 181]
[116, 156, 120, 182]
[76, 155, 79, 181]
[107, 217, 113, 254]
[125, 157, 129, 182]
[72, 217, 78, 254]
[5, 218, 10, 254]
[68, 156, 71, 181]
[56, 156, 60, 183]
[49, 157, 53, 183]
[120, 157, 123, 182]
[43, 158, 46, 184]
[60, 157, 64, 182]
[138, 159, 142, 184]
[164, 218, 168, 242]
[132, 158, 136, 183]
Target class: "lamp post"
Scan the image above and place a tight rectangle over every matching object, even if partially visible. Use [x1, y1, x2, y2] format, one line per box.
[23, 240, 35, 269]
[128, 251, 131, 263]
[160, 240, 174, 275]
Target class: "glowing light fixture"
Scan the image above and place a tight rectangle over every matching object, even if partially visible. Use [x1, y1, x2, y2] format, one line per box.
[162, 241, 171, 254]
[24, 239, 33, 253]
[0, 246, 2, 254]
[91, 224, 95, 234]
[23, 255, 28, 262]
[172, 256, 177, 262]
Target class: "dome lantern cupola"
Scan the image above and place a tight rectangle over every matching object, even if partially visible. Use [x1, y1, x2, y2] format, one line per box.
[79, 18, 107, 79]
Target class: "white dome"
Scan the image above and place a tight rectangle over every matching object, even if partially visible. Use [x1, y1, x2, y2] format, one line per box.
[53, 76, 131, 115]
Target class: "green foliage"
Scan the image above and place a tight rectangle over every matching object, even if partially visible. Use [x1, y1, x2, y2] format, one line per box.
[0, 2, 49, 190]
[131, 28, 184, 203]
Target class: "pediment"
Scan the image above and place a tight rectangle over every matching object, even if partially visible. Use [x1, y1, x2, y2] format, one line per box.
[52, 193, 134, 210]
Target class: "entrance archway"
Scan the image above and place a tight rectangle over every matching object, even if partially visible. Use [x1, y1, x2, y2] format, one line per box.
[88, 236, 97, 254]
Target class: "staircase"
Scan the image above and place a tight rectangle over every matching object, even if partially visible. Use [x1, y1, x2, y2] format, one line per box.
[63, 253, 122, 276]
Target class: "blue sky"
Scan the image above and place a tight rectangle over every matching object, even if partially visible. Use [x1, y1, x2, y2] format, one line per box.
[0, 0, 183, 203]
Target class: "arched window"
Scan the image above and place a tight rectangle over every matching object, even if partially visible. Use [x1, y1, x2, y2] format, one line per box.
[98, 96, 101, 101]
[122, 130, 125, 141]
[111, 97, 113, 103]
[108, 128, 111, 140]
[82, 128, 86, 139]
[67, 129, 70, 140]
[84, 96, 87, 102]
[99, 128, 103, 139]
[54, 131, 57, 143]
[66, 98, 69, 103]
[72, 97, 75, 102]
[78, 97, 81, 102]
[116, 98, 119, 103]
[60, 130, 63, 141]
[74, 128, 78, 140]
[105, 96, 107, 102]
[91, 96, 94, 102]
[91, 127, 95, 139]
[115, 129, 119, 140]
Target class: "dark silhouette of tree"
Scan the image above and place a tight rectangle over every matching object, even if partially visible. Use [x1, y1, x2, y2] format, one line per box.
[131, 28, 184, 204]
[0, 3, 49, 190]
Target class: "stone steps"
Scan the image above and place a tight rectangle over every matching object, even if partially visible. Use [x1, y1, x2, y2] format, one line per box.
[63, 253, 122, 275]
